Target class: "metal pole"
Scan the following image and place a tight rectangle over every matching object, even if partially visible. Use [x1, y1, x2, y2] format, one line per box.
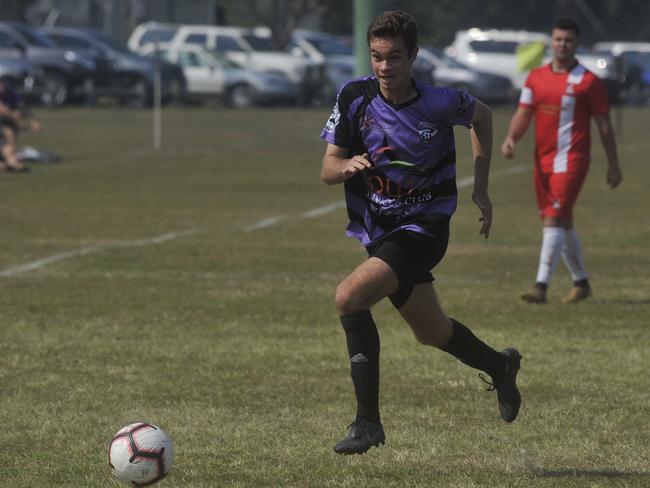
[153, 40, 162, 150]
[354, 0, 382, 77]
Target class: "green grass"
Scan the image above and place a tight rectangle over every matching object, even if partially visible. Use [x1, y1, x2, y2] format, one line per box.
[0, 105, 648, 487]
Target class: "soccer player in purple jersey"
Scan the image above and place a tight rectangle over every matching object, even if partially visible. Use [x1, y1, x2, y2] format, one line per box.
[320, 11, 522, 455]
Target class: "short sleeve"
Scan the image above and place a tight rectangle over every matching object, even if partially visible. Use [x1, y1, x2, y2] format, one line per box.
[518, 72, 535, 109]
[320, 89, 352, 148]
[588, 76, 609, 117]
[434, 87, 476, 128]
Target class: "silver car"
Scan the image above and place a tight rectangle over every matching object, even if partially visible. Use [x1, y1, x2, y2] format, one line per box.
[414, 48, 515, 104]
[143, 44, 299, 108]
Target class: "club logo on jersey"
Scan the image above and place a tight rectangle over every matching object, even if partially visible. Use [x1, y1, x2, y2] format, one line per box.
[457, 91, 471, 117]
[417, 121, 438, 144]
[324, 101, 341, 133]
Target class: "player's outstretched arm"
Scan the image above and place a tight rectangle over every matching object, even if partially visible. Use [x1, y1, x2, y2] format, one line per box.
[501, 107, 533, 159]
[593, 114, 622, 188]
[470, 100, 493, 239]
[321, 143, 371, 185]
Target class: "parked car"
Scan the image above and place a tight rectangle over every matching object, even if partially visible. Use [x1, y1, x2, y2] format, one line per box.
[414, 47, 515, 103]
[129, 23, 326, 105]
[41, 27, 186, 107]
[288, 29, 353, 61]
[0, 21, 96, 106]
[282, 29, 355, 101]
[593, 41, 650, 105]
[127, 22, 178, 52]
[141, 44, 298, 107]
[0, 54, 40, 89]
[445, 28, 619, 101]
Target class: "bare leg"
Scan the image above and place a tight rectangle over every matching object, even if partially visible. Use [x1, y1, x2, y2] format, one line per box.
[1, 127, 25, 171]
[397, 282, 452, 347]
[335, 257, 399, 315]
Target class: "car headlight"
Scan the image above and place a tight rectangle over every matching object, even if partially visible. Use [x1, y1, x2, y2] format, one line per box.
[64, 50, 96, 71]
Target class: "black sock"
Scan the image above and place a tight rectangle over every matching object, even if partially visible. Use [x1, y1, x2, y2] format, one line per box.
[441, 319, 507, 382]
[340, 310, 380, 423]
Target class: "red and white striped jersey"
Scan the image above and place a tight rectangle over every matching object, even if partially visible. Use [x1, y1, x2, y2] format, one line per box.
[519, 63, 609, 174]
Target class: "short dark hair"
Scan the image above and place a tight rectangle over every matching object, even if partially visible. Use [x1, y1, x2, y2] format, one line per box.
[553, 18, 580, 37]
[367, 10, 418, 55]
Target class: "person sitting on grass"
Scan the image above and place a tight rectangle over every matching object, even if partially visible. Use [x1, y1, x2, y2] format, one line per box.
[0, 79, 41, 173]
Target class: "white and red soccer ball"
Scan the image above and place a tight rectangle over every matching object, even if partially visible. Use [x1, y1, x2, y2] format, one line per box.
[109, 422, 173, 486]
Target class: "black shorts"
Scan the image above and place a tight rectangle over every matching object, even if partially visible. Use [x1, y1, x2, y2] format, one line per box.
[366, 230, 449, 309]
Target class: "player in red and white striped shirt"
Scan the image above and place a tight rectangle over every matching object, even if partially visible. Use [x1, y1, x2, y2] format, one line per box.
[501, 19, 622, 304]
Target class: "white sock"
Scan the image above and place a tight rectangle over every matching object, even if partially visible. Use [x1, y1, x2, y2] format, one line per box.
[535, 227, 566, 285]
[562, 227, 588, 282]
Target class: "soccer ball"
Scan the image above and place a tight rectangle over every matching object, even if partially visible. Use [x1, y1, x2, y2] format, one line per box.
[109, 422, 174, 486]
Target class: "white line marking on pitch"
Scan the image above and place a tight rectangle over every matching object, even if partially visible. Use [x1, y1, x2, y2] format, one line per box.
[301, 202, 346, 219]
[242, 216, 288, 231]
[0, 230, 197, 278]
[243, 164, 527, 231]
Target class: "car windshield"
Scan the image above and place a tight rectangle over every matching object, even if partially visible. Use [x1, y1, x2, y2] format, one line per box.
[439, 51, 469, 68]
[11, 23, 53, 47]
[469, 40, 519, 54]
[304, 35, 352, 56]
[140, 29, 177, 46]
[425, 48, 468, 68]
[242, 34, 276, 52]
[91, 31, 131, 53]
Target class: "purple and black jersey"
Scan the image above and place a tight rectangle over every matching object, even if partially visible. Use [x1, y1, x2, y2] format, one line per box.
[321, 76, 476, 246]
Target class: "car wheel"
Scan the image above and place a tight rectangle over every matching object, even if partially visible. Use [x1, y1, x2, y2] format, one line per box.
[162, 78, 185, 105]
[122, 78, 151, 108]
[228, 84, 254, 109]
[40, 72, 68, 106]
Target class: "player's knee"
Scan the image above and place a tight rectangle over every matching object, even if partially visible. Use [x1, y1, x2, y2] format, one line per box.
[335, 282, 365, 315]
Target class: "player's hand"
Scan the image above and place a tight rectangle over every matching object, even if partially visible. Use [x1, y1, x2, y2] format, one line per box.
[30, 120, 42, 132]
[607, 164, 622, 188]
[472, 191, 493, 239]
[501, 138, 515, 159]
[342, 153, 371, 179]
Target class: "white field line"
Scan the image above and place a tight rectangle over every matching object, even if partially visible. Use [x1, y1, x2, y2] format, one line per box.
[244, 164, 528, 231]
[0, 230, 197, 278]
[301, 202, 346, 219]
[242, 216, 288, 231]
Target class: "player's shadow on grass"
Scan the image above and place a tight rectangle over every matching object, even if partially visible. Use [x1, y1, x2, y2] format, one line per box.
[528, 466, 649, 479]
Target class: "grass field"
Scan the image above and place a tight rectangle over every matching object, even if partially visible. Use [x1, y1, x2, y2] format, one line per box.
[1, 105, 648, 487]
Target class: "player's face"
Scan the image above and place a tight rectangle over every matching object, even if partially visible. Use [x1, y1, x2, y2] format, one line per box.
[369, 36, 416, 95]
[551, 28, 578, 63]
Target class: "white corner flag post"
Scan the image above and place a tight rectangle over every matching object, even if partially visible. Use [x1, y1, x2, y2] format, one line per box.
[153, 39, 162, 150]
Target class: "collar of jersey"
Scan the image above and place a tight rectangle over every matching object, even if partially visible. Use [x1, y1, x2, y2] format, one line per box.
[374, 78, 421, 110]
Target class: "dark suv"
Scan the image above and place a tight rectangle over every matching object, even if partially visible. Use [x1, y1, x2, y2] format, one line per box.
[0, 55, 41, 92]
[0, 21, 95, 106]
[42, 27, 186, 107]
